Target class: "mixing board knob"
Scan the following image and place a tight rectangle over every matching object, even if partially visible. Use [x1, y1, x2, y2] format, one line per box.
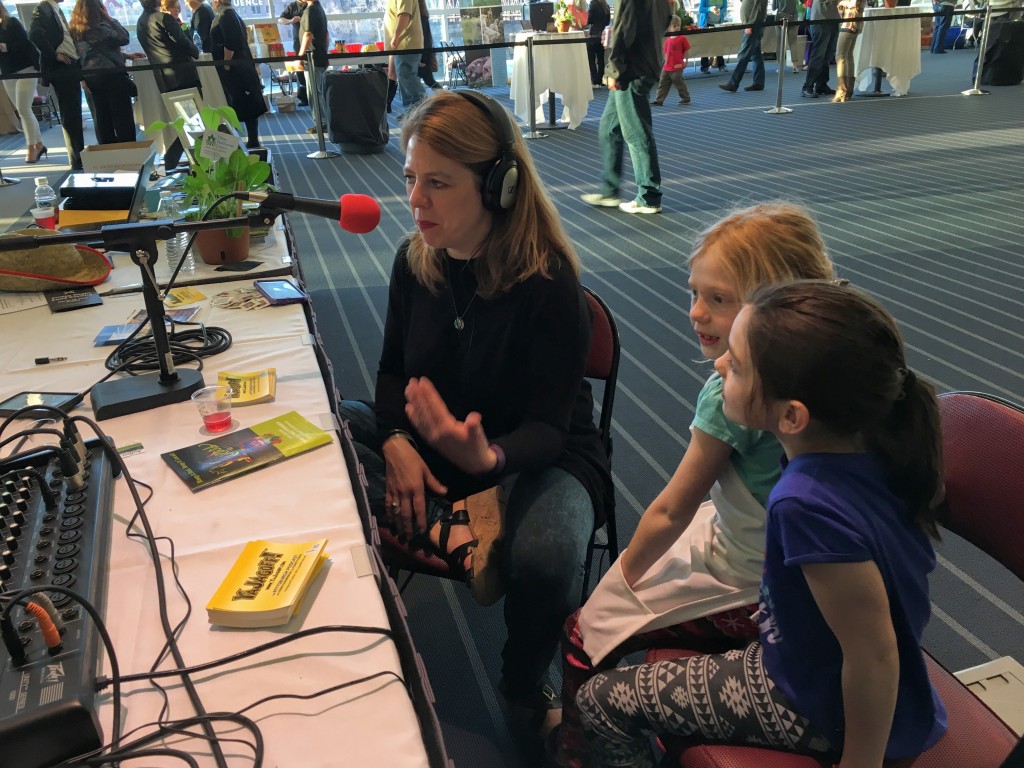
[12, 510, 25, 526]
[0, 564, 9, 582]
[7, 523, 20, 539]
[1, 549, 13, 565]
[14, 498, 27, 513]
[4, 535, 16, 552]
[1, 491, 12, 505]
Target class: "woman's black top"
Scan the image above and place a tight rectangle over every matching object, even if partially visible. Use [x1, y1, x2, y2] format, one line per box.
[587, 0, 611, 36]
[210, 7, 266, 121]
[376, 243, 613, 525]
[0, 17, 39, 75]
[136, 8, 199, 92]
[190, 2, 214, 53]
[76, 19, 130, 75]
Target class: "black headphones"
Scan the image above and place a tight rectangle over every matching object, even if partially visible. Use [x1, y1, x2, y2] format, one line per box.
[455, 91, 520, 212]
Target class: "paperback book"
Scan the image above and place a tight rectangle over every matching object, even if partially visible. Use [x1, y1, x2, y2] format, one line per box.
[207, 538, 329, 627]
[161, 411, 332, 492]
[217, 368, 276, 405]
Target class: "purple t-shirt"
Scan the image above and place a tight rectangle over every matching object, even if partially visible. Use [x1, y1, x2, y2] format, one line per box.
[758, 452, 947, 759]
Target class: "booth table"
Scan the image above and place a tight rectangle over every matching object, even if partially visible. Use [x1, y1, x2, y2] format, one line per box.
[511, 31, 593, 130]
[854, 6, 922, 96]
[684, 25, 779, 63]
[0, 222, 438, 766]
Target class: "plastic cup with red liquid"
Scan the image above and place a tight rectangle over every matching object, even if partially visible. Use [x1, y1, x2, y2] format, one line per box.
[192, 385, 233, 433]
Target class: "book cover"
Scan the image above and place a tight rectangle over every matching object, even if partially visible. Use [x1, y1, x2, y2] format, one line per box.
[217, 368, 276, 406]
[160, 411, 332, 492]
[94, 307, 200, 346]
[206, 538, 329, 627]
[45, 287, 102, 313]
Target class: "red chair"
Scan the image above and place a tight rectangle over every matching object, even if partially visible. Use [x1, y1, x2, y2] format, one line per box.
[646, 391, 1024, 768]
[379, 286, 621, 602]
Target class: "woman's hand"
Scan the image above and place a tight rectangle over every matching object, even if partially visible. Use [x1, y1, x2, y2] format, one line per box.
[383, 435, 447, 540]
[405, 377, 499, 475]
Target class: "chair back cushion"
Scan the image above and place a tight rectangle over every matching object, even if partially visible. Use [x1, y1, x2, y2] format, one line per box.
[584, 289, 614, 381]
[938, 392, 1024, 581]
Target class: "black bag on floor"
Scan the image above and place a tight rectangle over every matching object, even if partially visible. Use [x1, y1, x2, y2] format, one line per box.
[323, 67, 389, 154]
[980, 19, 1024, 86]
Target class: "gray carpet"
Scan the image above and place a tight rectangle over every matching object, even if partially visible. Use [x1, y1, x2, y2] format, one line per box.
[3, 46, 1020, 766]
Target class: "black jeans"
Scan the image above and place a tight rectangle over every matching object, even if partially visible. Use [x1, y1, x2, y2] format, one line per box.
[85, 73, 136, 145]
[49, 72, 84, 169]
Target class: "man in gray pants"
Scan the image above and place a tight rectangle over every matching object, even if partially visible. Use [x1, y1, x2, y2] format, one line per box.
[802, 0, 839, 97]
[719, 0, 768, 91]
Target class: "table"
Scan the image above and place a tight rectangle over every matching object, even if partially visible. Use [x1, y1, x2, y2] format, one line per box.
[511, 31, 593, 130]
[0, 226, 438, 766]
[684, 25, 779, 62]
[854, 6, 922, 96]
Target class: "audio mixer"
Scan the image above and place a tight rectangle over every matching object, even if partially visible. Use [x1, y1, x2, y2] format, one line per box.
[0, 438, 116, 768]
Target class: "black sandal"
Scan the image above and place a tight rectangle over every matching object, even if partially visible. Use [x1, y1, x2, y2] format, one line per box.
[434, 506, 478, 580]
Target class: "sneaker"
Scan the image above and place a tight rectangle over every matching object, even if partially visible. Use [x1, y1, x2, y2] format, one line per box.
[651, 100, 664, 106]
[744, 84, 764, 91]
[619, 200, 662, 215]
[815, 85, 836, 95]
[801, 87, 819, 98]
[680, 97, 691, 104]
[581, 193, 622, 208]
[719, 82, 738, 92]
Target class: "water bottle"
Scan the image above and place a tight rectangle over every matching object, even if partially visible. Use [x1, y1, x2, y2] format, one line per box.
[33, 176, 57, 227]
[157, 191, 193, 272]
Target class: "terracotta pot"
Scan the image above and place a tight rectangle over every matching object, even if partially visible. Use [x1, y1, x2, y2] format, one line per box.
[883, 0, 897, 7]
[556, 20, 571, 32]
[195, 227, 251, 265]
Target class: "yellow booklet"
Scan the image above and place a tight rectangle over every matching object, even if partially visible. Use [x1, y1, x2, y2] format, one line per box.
[217, 368, 277, 405]
[207, 538, 329, 627]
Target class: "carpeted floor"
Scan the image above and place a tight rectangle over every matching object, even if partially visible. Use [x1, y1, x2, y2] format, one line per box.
[2, 45, 1021, 767]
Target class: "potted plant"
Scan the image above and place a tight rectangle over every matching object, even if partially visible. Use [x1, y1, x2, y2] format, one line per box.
[145, 105, 272, 265]
[553, 0, 584, 32]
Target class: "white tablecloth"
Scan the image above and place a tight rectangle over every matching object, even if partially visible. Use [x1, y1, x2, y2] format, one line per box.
[0, 239, 432, 766]
[510, 31, 593, 130]
[854, 6, 922, 96]
[684, 25, 780, 60]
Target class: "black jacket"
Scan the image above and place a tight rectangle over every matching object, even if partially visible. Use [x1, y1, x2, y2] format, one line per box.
[29, 1, 81, 84]
[0, 16, 39, 76]
[190, 2, 214, 54]
[76, 19, 129, 74]
[136, 7, 199, 92]
[211, 7, 266, 121]
[605, 0, 667, 83]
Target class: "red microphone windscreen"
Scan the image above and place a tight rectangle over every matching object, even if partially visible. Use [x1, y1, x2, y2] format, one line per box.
[339, 194, 381, 234]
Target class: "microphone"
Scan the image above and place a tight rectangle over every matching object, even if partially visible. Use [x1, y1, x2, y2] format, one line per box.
[241, 191, 381, 234]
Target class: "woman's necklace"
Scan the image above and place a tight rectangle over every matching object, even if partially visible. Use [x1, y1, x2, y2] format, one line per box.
[446, 257, 478, 331]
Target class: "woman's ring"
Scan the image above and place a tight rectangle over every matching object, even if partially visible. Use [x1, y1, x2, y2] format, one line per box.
[391, 501, 400, 509]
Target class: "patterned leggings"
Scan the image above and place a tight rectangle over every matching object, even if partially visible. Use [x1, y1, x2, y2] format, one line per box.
[559, 605, 760, 768]
[577, 641, 834, 768]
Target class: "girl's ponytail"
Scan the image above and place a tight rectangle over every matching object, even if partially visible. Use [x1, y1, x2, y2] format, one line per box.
[867, 369, 943, 539]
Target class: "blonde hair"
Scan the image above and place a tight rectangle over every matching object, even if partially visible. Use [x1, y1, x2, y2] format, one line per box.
[398, 91, 579, 299]
[688, 202, 834, 297]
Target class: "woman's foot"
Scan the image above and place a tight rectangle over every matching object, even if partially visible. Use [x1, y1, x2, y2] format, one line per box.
[25, 142, 46, 163]
[429, 501, 476, 573]
[428, 488, 506, 605]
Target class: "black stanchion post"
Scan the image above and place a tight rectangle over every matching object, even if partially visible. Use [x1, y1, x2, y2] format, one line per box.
[766, 18, 793, 114]
[306, 50, 339, 159]
[524, 35, 547, 139]
[963, 8, 992, 95]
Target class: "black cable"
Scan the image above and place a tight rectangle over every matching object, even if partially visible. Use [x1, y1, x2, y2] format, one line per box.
[234, 670, 406, 718]
[71, 415, 231, 768]
[0, 427, 63, 453]
[96, 624, 394, 687]
[78, 747, 200, 768]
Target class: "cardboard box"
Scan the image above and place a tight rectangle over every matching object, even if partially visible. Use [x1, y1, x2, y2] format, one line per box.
[81, 141, 156, 173]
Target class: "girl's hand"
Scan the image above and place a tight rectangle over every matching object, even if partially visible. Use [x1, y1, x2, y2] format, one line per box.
[383, 435, 447, 540]
[404, 377, 498, 475]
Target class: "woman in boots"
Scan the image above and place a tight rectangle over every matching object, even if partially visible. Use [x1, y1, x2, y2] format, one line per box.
[834, 0, 864, 101]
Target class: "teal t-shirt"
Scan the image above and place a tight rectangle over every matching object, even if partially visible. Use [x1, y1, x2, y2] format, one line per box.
[691, 373, 783, 506]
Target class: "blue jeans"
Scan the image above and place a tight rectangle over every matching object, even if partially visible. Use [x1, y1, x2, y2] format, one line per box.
[339, 400, 595, 700]
[804, 19, 839, 91]
[394, 51, 426, 108]
[598, 77, 662, 208]
[728, 26, 766, 87]
[931, 3, 954, 52]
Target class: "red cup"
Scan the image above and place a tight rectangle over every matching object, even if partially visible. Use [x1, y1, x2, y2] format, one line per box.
[375, 41, 385, 51]
[192, 385, 233, 433]
[32, 206, 57, 229]
[345, 43, 362, 53]
[203, 411, 233, 432]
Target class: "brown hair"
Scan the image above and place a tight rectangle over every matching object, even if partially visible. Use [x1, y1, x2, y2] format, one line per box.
[745, 280, 943, 537]
[70, 0, 112, 40]
[398, 91, 579, 299]
[688, 202, 834, 299]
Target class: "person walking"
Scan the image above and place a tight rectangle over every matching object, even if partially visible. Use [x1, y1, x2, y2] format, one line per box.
[586, 0, 611, 85]
[0, 5, 45, 163]
[210, 0, 266, 148]
[652, 16, 691, 104]
[29, 0, 86, 170]
[774, 0, 804, 72]
[70, 0, 136, 145]
[719, 0, 768, 91]
[580, 0, 667, 215]
[931, 0, 956, 52]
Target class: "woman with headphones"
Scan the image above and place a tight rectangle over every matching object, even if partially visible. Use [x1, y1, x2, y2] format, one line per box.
[339, 90, 611, 744]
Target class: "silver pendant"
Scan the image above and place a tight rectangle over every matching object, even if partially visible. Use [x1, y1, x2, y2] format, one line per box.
[454, 317, 465, 331]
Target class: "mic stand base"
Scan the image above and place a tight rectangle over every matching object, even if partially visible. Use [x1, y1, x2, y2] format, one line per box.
[307, 149, 340, 159]
[91, 369, 205, 421]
